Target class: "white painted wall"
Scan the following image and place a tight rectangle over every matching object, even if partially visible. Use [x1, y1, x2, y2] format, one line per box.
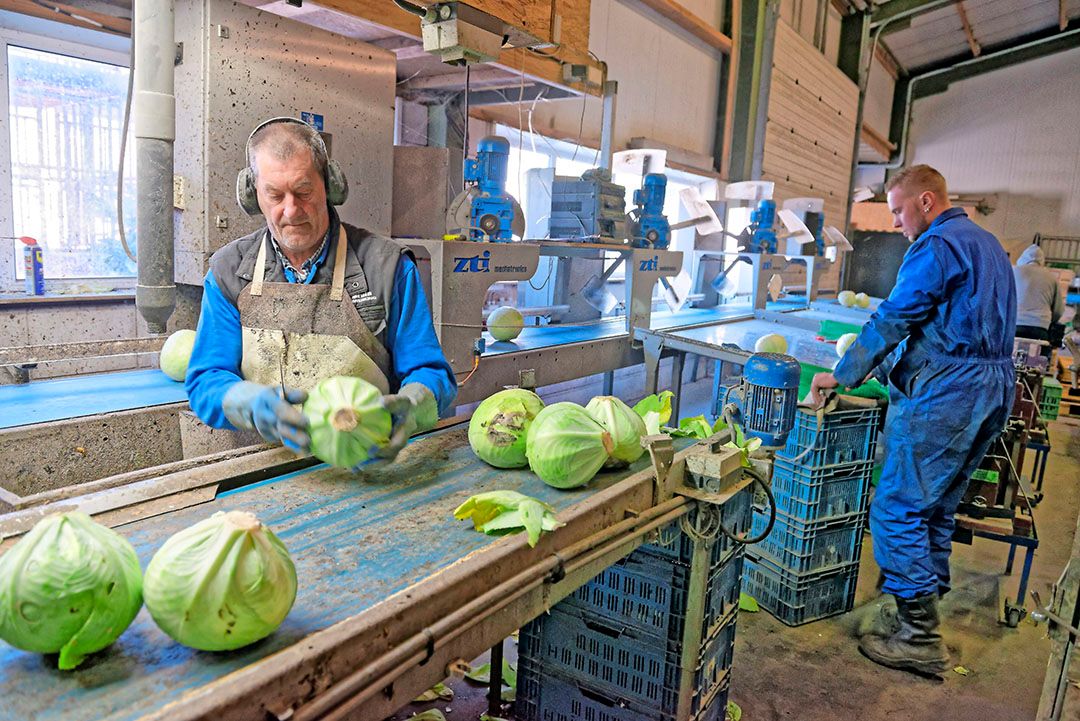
[907, 46, 1080, 256]
[520, 0, 841, 167]
[522, 0, 726, 164]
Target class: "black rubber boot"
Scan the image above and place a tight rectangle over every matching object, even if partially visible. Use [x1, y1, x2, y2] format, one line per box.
[859, 594, 949, 675]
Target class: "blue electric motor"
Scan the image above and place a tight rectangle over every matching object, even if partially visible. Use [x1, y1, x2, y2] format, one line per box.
[631, 173, 671, 249]
[746, 198, 779, 254]
[725, 352, 801, 448]
[464, 136, 516, 242]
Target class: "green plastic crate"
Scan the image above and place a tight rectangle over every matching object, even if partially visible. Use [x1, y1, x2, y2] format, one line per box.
[1041, 377, 1062, 422]
[818, 320, 863, 342]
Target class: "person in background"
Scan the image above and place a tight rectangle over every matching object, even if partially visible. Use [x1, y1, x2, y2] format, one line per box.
[1013, 243, 1064, 345]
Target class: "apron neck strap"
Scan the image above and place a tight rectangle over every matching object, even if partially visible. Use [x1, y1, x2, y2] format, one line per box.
[331, 226, 347, 302]
[251, 231, 269, 297]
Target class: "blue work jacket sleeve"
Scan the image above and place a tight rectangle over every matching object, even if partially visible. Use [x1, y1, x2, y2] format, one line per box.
[387, 256, 458, 414]
[834, 236, 954, 387]
[185, 270, 244, 429]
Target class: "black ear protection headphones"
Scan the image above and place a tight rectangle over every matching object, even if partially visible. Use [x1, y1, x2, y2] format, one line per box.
[235, 116, 349, 216]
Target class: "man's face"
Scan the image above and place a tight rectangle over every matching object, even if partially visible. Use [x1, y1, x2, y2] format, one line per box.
[254, 150, 330, 255]
[886, 186, 931, 241]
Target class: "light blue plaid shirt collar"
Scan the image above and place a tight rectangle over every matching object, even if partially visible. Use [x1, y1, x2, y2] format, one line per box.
[268, 219, 333, 284]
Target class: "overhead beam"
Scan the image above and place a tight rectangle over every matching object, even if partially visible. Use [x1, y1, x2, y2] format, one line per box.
[0, 0, 130, 34]
[912, 23, 1080, 98]
[860, 122, 896, 158]
[369, 35, 429, 61]
[954, 0, 981, 57]
[870, 0, 953, 30]
[628, 0, 733, 53]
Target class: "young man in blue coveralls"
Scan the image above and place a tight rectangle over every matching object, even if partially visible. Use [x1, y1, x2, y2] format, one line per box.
[185, 117, 456, 465]
[811, 165, 1016, 675]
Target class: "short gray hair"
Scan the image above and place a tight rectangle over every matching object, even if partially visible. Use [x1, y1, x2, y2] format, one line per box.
[248, 120, 328, 181]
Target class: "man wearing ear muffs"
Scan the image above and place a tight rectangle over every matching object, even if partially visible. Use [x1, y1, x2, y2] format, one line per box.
[185, 117, 456, 465]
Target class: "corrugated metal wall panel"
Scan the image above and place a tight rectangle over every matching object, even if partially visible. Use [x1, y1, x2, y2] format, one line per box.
[762, 20, 858, 293]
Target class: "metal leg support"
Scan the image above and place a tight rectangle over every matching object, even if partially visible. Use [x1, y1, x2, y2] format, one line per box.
[671, 351, 685, 422]
[602, 370, 614, 396]
[487, 639, 504, 716]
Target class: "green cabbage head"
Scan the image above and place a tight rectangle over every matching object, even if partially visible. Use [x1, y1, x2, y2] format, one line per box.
[159, 329, 196, 382]
[143, 511, 296, 651]
[304, 376, 393, 468]
[585, 396, 646, 467]
[469, 389, 545, 468]
[0, 511, 143, 670]
[526, 402, 614, 489]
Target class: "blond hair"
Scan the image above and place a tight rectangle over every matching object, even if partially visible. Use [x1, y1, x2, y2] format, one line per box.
[885, 164, 948, 199]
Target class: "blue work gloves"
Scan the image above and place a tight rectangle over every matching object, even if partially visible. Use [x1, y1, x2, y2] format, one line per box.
[356, 382, 438, 470]
[222, 381, 310, 452]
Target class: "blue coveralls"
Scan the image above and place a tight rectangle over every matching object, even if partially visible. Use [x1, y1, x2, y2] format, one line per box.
[833, 208, 1016, 599]
[185, 234, 457, 430]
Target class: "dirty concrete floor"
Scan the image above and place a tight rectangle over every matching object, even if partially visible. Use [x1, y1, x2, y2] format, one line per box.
[392, 373, 1080, 721]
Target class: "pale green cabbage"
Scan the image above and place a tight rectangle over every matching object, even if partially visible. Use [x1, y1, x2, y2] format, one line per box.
[837, 290, 857, 307]
[585, 396, 646, 466]
[304, 376, 393, 468]
[469, 389, 545, 468]
[855, 292, 871, 308]
[160, 329, 196, 381]
[487, 306, 524, 341]
[526, 403, 613, 489]
[143, 511, 296, 651]
[836, 332, 858, 357]
[753, 333, 788, 354]
[0, 511, 142, 670]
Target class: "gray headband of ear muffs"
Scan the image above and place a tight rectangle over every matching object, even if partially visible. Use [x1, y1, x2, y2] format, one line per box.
[235, 116, 350, 216]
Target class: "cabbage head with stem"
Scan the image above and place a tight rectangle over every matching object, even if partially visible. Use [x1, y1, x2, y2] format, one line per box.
[0, 511, 143, 670]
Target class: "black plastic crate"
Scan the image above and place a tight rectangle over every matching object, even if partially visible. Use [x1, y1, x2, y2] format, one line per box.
[518, 606, 736, 720]
[741, 553, 860, 626]
[770, 458, 874, 522]
[749, 509, 866, 574]
[637, 488, 753, 573]
[776, 407, 880, 468]
[516, 661, 730, 721]
[566, 547, 744, 647]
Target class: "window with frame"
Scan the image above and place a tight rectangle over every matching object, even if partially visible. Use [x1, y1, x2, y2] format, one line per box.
[2, 30, 134, 287]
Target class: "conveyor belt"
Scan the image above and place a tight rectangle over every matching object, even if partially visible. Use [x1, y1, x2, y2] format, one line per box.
[480, 301, 806, 354]
[0, 426, 664, 721]
[0, 369, 187, 429]
[650, 318, 841, 370]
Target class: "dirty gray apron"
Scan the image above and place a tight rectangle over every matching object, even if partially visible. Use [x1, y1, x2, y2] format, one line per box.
[237, 227, 392, 395]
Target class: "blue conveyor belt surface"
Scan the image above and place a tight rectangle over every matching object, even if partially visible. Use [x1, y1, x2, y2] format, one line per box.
[0, 369, 187, 429]
[480, 301, 805, 354]
[0, 427, 671, 721]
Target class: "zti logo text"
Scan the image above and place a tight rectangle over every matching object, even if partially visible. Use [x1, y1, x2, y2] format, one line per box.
[639, 256, 659, 271]
[454, 250, 490, 273]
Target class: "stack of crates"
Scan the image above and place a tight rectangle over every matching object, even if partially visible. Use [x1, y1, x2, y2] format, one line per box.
[548, 172, 628, 242]
[517, 489, 753, 721]
[742, 406, 881, 625]
[1041, 376, 1062, 422]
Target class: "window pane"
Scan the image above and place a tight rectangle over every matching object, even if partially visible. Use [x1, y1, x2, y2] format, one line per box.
[8, 45, 135, 279]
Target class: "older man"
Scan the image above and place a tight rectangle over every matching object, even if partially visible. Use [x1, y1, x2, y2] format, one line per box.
[186, 117, 456, 461]
[811, 165, 1015, 674]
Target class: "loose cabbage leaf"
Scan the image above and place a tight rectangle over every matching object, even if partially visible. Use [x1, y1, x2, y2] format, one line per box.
[632, 391, 674, 435]
[454, 492, 563, 547]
